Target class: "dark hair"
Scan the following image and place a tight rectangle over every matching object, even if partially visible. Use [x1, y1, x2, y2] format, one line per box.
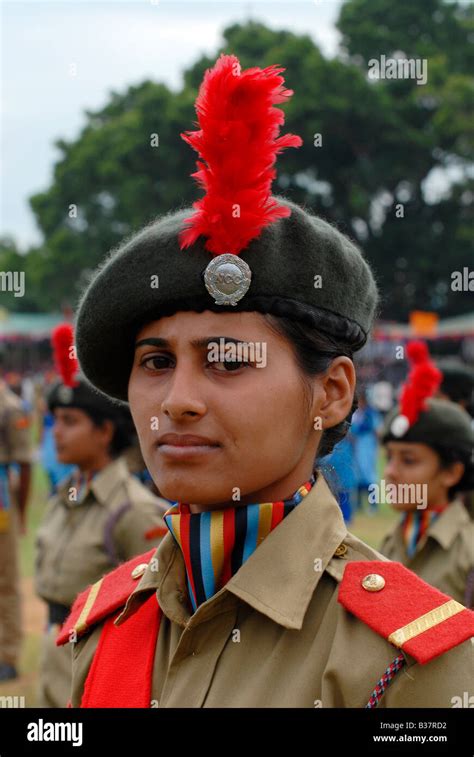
[261, 313, 358, 462]
[431, 443, 474, 500]
[86, 408, 134, 457]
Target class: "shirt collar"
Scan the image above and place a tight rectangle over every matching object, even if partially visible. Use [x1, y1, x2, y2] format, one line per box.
[58, 457, 129, 507]
[90, 457, 129, 505]
[425, 499, 470, 550]
[115, 474, 348, 631]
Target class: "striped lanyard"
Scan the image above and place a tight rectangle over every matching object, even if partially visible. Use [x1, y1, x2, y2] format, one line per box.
[401, 505, 447, 558]
[164, 473, 316, 611]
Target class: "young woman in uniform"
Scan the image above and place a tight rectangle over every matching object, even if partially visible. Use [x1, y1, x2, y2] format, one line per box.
[35, 324, 168, 707]
[57, 55, 473, 708]
[380, 341, 473, 607]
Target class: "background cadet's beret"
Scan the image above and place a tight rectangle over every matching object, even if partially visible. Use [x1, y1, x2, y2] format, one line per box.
[382, 398, 473, 456]
[48, 323, 124, 420]
[47, 378, 124, 419]
[381, 340, 473, 455]
[75, 54, 379, 402]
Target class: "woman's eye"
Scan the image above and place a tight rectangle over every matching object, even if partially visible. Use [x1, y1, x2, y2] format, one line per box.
[141, 355, 174, 371]
[211, 359, 249, 372]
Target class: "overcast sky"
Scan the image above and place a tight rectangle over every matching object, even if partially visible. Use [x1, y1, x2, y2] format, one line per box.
[1, 0, 343, 249]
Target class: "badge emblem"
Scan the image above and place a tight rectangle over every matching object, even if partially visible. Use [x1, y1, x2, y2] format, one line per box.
[203, 254, 252, 306]
[57, 385, 73, 404]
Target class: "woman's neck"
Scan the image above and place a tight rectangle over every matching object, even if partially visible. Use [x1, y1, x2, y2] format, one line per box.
[78, 453, 112, 477]
[188, 465, 317, 513]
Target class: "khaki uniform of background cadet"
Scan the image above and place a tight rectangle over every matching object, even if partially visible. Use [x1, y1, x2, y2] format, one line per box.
[58, 55, 474, 708]
[380, 346, 474, 609]
[380, 499, 474, 607]
[34, 323, 169, 708]
[35, 456, 168, 707]
[0, 379, 32, 680]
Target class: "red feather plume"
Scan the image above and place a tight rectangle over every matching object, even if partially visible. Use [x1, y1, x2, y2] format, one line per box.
[51, 323, 79, 388]
[399, 341, 442, 425]
[179, 53, 302, 256]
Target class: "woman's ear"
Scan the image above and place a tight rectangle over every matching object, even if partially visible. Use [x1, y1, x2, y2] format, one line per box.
[313, 357, 356, 430]
[98, 418, 115, 451]
[440, 460, 465, 490]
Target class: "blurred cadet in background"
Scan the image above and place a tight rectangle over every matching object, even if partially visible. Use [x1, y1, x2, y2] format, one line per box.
[319, 434, 356, 523]
[380, 342, 474, 607]
[0, 347, 32, 681]
[35, 324, 169, 707]
[351, 391, 382, 514]
[40, 407, 74, 494]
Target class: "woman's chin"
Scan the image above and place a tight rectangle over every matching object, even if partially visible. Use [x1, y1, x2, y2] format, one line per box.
[159, 482, 246, 508]
[155, 478, 222, 506]
[57, 452, 74, 465]
[392, 502, 419, 512]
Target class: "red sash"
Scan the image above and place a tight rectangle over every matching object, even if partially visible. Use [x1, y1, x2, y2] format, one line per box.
[81, 593, 162, 708]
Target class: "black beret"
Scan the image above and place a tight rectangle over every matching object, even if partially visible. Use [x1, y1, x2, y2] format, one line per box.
[75, 198, 378, 401]
[382, 398, 473, 457]
[47, 377, 125, 420]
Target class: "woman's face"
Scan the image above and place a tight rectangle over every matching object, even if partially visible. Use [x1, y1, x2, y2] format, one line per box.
[384, 441, 464, 510]
[53, 407, 113, 468]
[128, 310, 354, 509]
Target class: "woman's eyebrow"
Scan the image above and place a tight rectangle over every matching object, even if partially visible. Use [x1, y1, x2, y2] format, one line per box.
[135, 337, 168, 349]
[134, 336, 246, 350]
[192, 336, 246, 348]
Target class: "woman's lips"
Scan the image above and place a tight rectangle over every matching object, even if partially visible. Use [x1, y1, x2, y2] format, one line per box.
[157, 443, 221, 460]
[156, 433, 221, 460]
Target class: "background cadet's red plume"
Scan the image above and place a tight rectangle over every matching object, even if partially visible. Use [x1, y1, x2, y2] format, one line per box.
[399, 341, 442, 425]
[51, 323, 79, 387]
[179, 53, 302, 255]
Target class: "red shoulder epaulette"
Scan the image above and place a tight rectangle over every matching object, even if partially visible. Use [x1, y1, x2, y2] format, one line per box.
[56, 548, 157, 646]
[339, 561, 474, 664]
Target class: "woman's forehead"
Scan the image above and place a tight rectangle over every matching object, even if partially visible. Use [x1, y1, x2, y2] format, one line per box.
[386, 441, 430, 455]
[136, 310, 270, 340]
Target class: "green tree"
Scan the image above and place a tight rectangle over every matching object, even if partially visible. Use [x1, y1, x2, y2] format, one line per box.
[6, 1, 472, 319]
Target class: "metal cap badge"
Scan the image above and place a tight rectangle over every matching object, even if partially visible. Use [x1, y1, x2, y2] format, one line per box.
[203, 254, 252, 306]
[57, 384, 74, 404]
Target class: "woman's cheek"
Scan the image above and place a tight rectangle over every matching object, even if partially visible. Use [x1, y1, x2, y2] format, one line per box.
[410, 463, 428, 485]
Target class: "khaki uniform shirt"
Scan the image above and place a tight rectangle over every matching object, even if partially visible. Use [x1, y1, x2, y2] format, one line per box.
[0, 382, 32, 466]
[69, 475, 474, 708]
[0, 382, 31, 665]
[35, 457, 168, 607]
[380, 500, 474, 607]
[0, 381, 31, 533]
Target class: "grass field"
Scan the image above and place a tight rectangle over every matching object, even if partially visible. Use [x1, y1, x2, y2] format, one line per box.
[0, 451, 398, 707]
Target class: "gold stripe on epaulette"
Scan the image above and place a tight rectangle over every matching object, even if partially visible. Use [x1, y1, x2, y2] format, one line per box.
[75, 578, 104, 634]
[388, 599, 465, 647]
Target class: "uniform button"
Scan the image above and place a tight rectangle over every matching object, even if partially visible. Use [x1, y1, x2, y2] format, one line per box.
[334, 544, 347, 558]
[361, 573, 385, 592]
[131, 563, 148, 580]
